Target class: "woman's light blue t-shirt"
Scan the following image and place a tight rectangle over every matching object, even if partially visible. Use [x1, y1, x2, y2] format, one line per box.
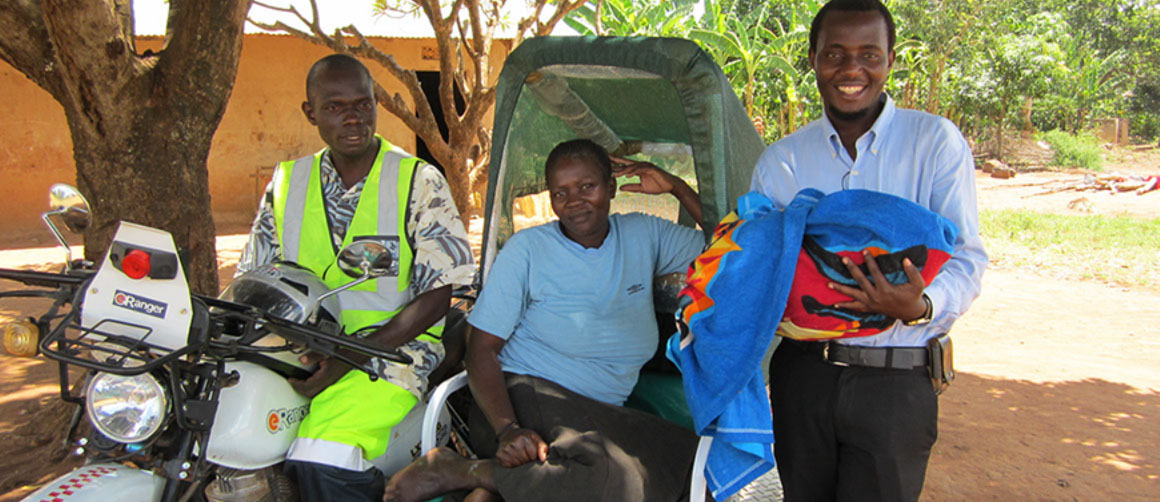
[468, 213, 704, 405]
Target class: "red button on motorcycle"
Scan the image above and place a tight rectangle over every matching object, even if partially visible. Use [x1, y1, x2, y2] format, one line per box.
[121, 249, 152, 279]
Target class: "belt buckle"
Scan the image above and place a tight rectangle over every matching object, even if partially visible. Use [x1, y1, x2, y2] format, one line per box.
[822, 343, 849, 367]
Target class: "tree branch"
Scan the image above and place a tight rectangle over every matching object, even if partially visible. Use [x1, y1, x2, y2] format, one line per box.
[113, 0, 135, 53]
[0, 0, 61, 95]
[456, 17, 478, 62]
[537, 0, 587, 37]
[160, 0, 252, 109]
[444, 0, 469, 32]
[341, 25, 437, 127]
[253, 0, 316, 30]
[249, 18, 348, 52]
[466, 0, 492, 88]
[454, 56, 473, 104]
[428, 6, 461, 134]
[457, 86, 495, 139]
[36, 0, 148, 139]
[514, 0, 549, 43]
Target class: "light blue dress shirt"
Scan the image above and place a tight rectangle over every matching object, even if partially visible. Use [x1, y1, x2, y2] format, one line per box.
[468, 213, 705, 405]
[751, 95, 987, 347]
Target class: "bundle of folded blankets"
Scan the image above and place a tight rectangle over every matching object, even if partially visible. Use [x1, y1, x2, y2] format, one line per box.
[667, 188, 958, 499]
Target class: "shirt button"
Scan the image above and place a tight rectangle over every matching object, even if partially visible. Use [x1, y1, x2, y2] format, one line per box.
[851, 170, 859, 176]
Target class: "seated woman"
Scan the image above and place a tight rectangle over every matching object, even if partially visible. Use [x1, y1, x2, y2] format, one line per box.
[384, 138, 707, 502]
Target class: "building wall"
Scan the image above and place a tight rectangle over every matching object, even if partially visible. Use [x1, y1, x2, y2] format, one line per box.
[0, 63, 76, 244]
[0, 34, 509, 243]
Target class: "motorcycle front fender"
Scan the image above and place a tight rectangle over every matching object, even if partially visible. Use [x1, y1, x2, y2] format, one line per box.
[22, 463, 165, 502]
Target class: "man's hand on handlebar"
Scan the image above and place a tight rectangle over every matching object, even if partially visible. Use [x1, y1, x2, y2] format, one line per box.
[288, 352, 346, 398]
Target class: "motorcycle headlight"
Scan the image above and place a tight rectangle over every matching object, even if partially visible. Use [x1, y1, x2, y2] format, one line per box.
[85, 372, 169, 443]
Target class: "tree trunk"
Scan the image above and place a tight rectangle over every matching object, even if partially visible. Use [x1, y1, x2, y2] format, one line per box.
[443, 151, 476, 224]
[996, 97, 1007, 161]
[1022, 96, 1034, 139]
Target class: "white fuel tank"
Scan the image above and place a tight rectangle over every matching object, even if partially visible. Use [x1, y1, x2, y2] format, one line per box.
[206, 361, 310, 470]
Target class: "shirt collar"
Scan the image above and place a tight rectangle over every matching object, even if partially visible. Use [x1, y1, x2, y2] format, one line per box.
[821, 93, 897, 158]
[555, 214, 617, 254]
[319, 151, 339, 184]
[319, 150, 366, 197]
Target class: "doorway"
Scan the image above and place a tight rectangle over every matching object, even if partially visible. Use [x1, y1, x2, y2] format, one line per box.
[415, 71, 466, 175]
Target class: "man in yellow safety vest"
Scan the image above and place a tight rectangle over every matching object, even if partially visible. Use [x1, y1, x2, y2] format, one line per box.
[237, 53, 474, 501]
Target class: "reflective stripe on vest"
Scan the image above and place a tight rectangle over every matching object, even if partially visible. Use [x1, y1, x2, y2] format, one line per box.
[272, 136, 443, 339]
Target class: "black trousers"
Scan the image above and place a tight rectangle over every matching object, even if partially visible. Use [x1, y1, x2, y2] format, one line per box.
[770, 340, 938, 502]
[469, 373, 701, 502]
[283, 459, 385, 502]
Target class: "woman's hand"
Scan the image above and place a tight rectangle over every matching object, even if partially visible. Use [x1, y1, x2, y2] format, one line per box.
[610, 156, 680, 195]
[609, 155, 703, 227]
[495, 426, 549, 468]
[467, 328, 550, 468]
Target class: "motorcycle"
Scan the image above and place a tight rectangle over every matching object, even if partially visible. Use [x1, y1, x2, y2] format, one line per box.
[1, 184, 452, 502]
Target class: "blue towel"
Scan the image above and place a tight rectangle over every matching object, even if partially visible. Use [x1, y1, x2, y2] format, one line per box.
[668, 188, 958, 499]
[667, 189, 821, 498]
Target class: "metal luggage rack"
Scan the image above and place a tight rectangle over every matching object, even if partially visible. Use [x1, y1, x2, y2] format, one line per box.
[38, 305, 205, 376]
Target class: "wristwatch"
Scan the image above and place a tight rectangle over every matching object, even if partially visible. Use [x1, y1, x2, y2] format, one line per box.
[903, 293, 933, 326]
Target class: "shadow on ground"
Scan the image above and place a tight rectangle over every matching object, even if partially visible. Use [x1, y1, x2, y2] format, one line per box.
[925, 372, 1159, 500]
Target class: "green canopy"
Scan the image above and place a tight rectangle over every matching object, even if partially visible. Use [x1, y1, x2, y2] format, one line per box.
[481, 36, 765, 278]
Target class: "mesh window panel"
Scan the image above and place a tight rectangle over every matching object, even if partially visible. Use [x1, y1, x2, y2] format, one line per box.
[494, 65, 696, 249]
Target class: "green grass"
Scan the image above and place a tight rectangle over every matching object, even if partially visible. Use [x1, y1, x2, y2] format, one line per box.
[980, 209, 1160, 289]
[1038, 129, 1105, 171]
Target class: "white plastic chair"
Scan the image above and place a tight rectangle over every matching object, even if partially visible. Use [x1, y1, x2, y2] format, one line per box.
[419, 370, 714, 501]
[420, 371, 469, 455]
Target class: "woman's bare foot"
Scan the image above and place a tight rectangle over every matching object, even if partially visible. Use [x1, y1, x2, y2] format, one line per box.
[383, 447, 493, 502]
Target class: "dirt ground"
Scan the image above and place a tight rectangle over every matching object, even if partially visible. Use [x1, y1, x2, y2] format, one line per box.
[1, 147, 1158, 500]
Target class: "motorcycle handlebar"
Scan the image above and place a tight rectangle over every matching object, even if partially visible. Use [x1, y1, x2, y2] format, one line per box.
[258, 314, 413, 366]
[199, 296, 413, 367]
[0, 272, 411, 379]
[0, 267, 89, 288]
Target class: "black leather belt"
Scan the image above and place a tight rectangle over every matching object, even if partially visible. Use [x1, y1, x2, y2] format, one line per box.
[782, 338, 927, 370]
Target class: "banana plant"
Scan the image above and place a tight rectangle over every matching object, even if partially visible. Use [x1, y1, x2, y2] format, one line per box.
[1064, 48, 1129, 132]
[564, 0, 697, 37]
[688, 0, 781, 115]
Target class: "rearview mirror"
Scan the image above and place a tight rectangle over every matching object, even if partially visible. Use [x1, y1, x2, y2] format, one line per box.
[336, 241, 393, 280]
[43, 184, 92, 270]
[308, 241, 394, 324]
[48, 183, 91, 233]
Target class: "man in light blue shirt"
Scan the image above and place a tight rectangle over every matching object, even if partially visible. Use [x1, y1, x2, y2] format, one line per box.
[750, 0, 987, 500]
[752, 96, 986, 347]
